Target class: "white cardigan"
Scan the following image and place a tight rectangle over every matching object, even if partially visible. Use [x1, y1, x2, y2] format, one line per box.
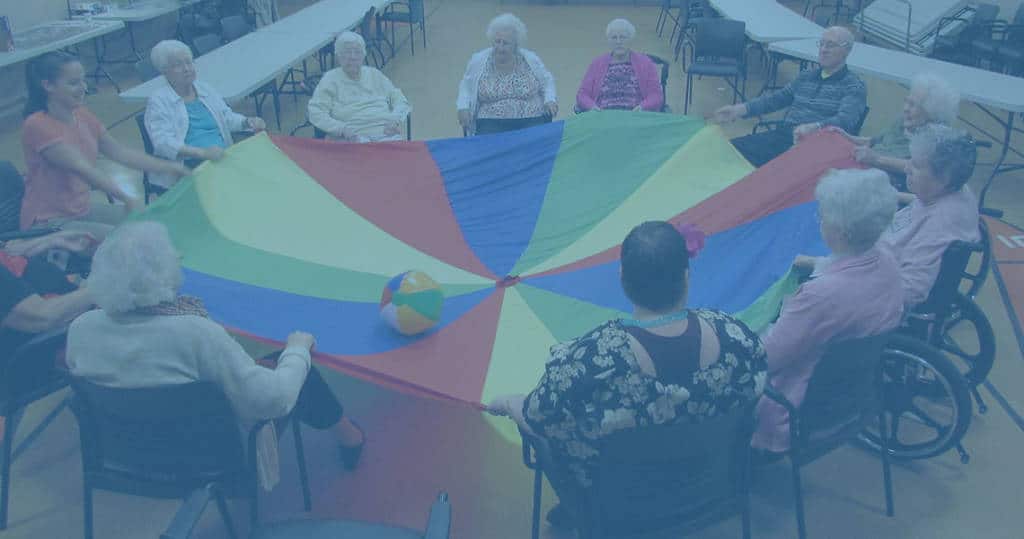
[144, 78, 248, 188]
[456, 47, 557, 125]
[67, 311, 311, 490]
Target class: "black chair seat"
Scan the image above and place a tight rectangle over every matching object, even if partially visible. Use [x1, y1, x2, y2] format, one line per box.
[998, 45, 1024, 61]
[379, 12, 413, 23]
[253, 520, 424, 539]
[971, 38, 1000, 55]
[688, 61, 742, 76]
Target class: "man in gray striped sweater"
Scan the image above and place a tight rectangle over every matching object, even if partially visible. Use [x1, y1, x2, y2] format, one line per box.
[712, 27, 867, 167]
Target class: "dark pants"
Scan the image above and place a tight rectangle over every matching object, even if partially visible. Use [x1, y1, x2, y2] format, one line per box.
[262, 352, 344, 429]
[729, 126, 795, 167]
[475, 115, 550, 135]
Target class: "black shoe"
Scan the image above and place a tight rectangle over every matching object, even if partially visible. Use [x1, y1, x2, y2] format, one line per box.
[339, 421, 365, 471]
[545, 503, 575, 530]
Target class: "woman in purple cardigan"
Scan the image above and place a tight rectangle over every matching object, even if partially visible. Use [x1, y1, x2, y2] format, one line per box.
[576, 19, 663, 112]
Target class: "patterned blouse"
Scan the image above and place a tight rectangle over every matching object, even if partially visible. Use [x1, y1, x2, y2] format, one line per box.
[476, 53, 545, 120]
[596, 61, 642, 110]
[523, 309, 768, 486]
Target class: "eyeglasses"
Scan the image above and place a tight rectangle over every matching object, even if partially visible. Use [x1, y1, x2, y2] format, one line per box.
[165, 59, 194, 71]
[817, 40, 850, 50]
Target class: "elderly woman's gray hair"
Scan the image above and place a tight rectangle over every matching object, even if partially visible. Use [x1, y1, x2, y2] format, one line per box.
[910, 124, 977, 191]
[816, 168, 898, 255]
[606, 18, 636, 40]
[150, 40, 193, 72]
[487, 13, 527, 45]
[910, 73, 960, 126]
[88, 221, 182, 314]
[334, 31, 366, 55]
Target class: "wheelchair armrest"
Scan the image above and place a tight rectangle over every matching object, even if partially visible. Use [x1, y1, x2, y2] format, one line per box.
[763, 384, 798, 416]
[423, 492, 452, 539]
[160, 484, 215, 539]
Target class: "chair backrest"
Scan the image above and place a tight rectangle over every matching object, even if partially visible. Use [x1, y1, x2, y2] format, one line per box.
[915, 240, 981, 318]
[693, 19, 747, 61]
[70, 379, 247, 482]
[219, 15, 251, 42]
[408, 0, 425, 22]
[0, 161, 24, 234]
[2, 329, 67, 410]
[646, 53, 670, 108]
[798, 333, 891, 437]
[972, 3, 1001, 27]
[192, 33, 222, 56]
[135, 113, 154, 155]
[577, 404, 754, 537]
[359, 6, 379, 40]
[135, 58, 158, 81]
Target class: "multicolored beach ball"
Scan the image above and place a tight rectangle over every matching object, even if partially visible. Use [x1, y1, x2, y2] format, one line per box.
[380, 271, 444, 336]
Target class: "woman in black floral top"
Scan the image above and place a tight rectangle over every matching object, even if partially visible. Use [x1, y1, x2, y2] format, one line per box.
[488, 221, 767, 529]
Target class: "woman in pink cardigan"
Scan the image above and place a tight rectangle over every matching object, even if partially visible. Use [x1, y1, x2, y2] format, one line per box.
[576, 19, 663, 112]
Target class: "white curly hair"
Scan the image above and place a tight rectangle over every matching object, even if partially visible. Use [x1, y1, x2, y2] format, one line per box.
[150, 40, 193, 73]
[88, 221, 183, 313]
[486, 13, 527, 45]
[815, 168, 898, 255]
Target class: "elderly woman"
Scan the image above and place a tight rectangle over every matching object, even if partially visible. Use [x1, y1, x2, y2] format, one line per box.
[753, 169, 904, 454]
[457, 13, 558, 135]
[834, 73, 960, 188]
[20, 52, 188, 237]
[66, 222, 367, 489]
[875, 125, 980, 307]
[308, 32, 411, 142]
[576, 19, 663, 112]
[144, 40, 266, 191]
[488, 221, 766, 529]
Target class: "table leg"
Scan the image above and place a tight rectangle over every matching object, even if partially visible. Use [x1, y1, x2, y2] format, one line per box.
[126, 22, 144, 63]
[89, 37, 121, 93]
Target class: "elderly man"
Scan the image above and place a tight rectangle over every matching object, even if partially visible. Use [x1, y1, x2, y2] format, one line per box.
[713, 26, 867, 167]
[308, 32, 411, 142]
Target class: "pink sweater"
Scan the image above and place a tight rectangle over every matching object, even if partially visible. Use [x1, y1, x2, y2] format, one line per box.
[576, 52, 663, 112]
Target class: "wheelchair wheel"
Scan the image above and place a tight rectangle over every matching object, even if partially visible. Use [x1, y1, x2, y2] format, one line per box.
[934, 294, 996, 387]
[859, 334, 972, 461]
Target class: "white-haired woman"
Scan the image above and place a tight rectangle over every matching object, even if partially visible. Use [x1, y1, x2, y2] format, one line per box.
[308, 31, 410, 142]
[576, 18, 663, 112]
[753, 169, 904, 454]
[833, 73, 960, 188]
[144, 40, 265, 191]
[457, 13, 557, 135]
[875, 125, 980, 307]
[67, 222, 367, 485]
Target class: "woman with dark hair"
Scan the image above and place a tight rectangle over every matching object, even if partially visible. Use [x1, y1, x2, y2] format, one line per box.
[20, 52, 189, 237]
[487, 221, 767, 530]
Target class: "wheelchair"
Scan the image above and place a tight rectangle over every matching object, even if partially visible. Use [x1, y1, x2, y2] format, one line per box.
[858, 239, 996, 464]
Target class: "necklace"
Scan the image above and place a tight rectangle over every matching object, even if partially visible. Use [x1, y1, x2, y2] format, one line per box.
[621, 309, 688, 328]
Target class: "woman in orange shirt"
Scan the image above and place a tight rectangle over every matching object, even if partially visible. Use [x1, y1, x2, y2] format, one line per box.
[20, 52, 189, 237]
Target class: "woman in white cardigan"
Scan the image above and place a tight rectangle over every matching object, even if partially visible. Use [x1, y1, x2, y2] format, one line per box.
[143, 40, 266, 190]
[456, 13, 557, 135]
[67, 222, 366, 490]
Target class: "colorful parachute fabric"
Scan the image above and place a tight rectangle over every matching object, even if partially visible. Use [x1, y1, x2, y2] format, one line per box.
[141, 111, 859, 408]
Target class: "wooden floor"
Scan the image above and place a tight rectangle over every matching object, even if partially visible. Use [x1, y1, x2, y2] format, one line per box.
[1, 1, 1024, 537]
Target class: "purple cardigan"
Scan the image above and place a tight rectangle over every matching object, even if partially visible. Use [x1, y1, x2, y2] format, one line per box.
[576, 51, 663, 112]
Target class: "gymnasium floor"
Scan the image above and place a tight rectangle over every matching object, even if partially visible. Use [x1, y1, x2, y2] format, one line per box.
[1, 1, 1023, 537]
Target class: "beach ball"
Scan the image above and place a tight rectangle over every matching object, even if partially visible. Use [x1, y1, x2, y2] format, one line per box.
[380, 270, 444, 336]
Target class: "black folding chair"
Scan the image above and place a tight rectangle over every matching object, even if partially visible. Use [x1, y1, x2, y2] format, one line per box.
[0, 329, 69, 530]
[762, 334, 894, 539]
[684, 19, 747, 114]
[134, 114, 169, 204]
[521, 403, 755, 539]
[379, 0, 426, 57]
[69, 380, 312, 539]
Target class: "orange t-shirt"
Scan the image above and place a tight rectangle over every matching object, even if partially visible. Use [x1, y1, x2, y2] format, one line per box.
[20, 108, 106, 229]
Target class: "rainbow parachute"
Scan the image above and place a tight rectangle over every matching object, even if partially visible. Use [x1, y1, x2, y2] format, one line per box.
[141, 111, 857, 407]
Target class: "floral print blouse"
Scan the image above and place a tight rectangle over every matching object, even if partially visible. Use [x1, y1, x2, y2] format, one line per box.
[523, 309, 768, 486]
[476, 53, 545, 120]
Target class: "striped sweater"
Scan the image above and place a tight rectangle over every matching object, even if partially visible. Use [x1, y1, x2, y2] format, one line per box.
[744, 65, 867, 133]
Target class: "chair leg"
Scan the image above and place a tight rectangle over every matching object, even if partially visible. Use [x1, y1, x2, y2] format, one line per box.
[83, 482, 94, 539]
[212, 486, 239, 539]
[408, 23, 415, 56]
[684, 73, 692, 114]
[420, 20, 426, 50]
[272, 84, 281, 132]
[530, 467, 542, 539]
[879, 412, 895, 517]
[291, 421, 312, 512]
[790, 459, 808, 539]
[0, 411, 16, 530]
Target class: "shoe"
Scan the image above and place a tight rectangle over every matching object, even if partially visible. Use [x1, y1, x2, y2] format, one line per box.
[545, 503, 575, 530]
[339, 420, 365, 470]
